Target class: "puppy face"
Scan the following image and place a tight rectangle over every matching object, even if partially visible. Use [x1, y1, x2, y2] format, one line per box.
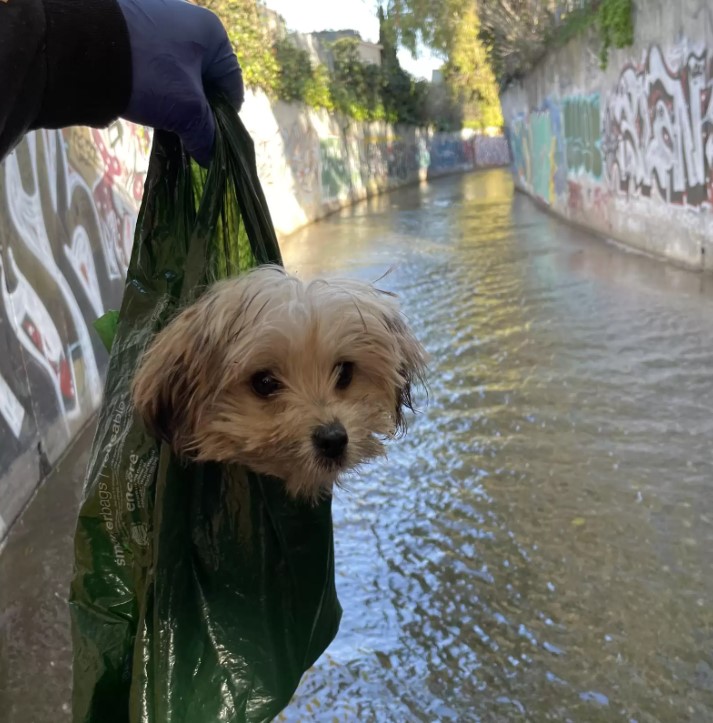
[132, 265, 426, 501]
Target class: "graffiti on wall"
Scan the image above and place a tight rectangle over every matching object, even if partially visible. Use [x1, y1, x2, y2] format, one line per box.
[508, 116, 530, 189]
[602, 44, 713, 205]
[508, 98, 567, 204]
[319, 131, 501, 200]
[504, 39, 713, 242]
[363, 137, 389, 181]
[531, 111, 556, 201]
[250, 114, 506, 212]
[0, 125, 148, 479]
[253, 120, 321, 195]
[361, 136, 430, 186]
[283, 123, 319, 193]
[387, 139, 421, 180]
[319, 134, 432, 202]
[509, 104, 565, 204]
[474, 136, 511, 167]
[320, 137, 353, 202]
[428, 136, 474, 175]
[563, 95, 603, 179]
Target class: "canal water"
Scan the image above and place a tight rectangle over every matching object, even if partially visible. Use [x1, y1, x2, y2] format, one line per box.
[277, 169, 713, 722]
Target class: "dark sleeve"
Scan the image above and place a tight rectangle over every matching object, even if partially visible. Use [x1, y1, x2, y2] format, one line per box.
[0, 0, 132, 163]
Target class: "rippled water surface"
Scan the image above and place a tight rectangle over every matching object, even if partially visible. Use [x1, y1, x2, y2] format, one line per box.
[278, 170, 713, 722]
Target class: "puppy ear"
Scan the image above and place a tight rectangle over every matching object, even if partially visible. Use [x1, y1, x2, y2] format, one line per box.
[384, 311, 427, 434]
[131, 302, 218, 454]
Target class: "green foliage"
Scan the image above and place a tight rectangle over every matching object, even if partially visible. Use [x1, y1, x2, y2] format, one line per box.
[303, 64, 334, 111]
[273, 37, 313, 102]
[328, 38, 388, 122]
[378, 1, 502, 129]
[329, 38, 368, 118]
[378, 0, 466, 59]
[379, 7, 434, 126]
[598, 0, 635, 68]
[198, 0, 438, 126]
[442, 3, 503, 129]
[424, 81, 463, 131]
[198, 0, 279, 93]
[273, 37, 334, 111]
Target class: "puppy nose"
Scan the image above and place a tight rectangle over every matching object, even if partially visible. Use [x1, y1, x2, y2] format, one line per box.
[312, 422, 348, 459]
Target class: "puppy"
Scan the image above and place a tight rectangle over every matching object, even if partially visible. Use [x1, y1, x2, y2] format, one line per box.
[132, 265, 426, 501]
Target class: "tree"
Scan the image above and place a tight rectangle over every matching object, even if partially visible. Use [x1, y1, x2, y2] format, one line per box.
[377, 0, 469, 59]
[424, 81, 463, 132]
[378, 0, 502, 129]
[273, 37, 313, 102]
[329, 37, 371, 120]
[379, 6, 422, 124]
[442, 3, 503, 129]
[273, 37, 334, 110]
[379, 0, 634, 85]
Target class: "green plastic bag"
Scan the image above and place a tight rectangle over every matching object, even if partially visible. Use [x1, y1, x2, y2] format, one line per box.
[69, 99, 341, 723]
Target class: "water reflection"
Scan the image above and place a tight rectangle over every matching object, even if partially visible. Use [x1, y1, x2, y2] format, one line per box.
[279, 170, 713, 722]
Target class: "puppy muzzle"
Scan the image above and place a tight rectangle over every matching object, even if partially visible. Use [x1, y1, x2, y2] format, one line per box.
[312, 422, 349, 462]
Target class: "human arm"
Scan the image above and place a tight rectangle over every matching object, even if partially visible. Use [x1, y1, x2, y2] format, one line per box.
[0, 0, 130, 162]
[0, 0, 243, 166]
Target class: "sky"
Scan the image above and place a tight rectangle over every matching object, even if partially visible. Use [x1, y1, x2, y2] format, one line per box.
[262, 0, 442, 80]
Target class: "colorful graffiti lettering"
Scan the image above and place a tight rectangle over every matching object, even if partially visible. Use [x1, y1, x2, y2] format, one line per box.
[563, 95, 603, 179]
[602, 45, 713, 205]
[0, 125, 148, 532]
[507, 102, 565, 204]
[504, 42, 713, 210]
[530, 111, 555, 202]
[543, 98, 568, 198]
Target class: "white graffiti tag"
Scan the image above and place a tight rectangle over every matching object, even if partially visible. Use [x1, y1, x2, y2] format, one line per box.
[603, 45, 713, 205]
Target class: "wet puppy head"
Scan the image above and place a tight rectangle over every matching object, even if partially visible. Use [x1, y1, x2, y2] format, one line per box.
[132, 265, 426, 501]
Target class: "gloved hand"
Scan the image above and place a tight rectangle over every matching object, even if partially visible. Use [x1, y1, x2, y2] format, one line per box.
[117, 0, 243, 167]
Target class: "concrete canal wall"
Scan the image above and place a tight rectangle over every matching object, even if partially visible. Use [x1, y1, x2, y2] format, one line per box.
[500, 0, 713, 272]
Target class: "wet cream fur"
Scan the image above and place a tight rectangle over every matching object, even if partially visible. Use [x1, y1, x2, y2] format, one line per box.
[132, 265, 426, 501]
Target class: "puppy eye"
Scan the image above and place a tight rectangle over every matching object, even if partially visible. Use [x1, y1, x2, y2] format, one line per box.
[251, 371, 282, 398]
[334, 361, 354, 390]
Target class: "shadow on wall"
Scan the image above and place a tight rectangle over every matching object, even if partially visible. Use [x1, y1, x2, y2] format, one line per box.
[0, 124, 150, 540]
[0, 93, 510, 543]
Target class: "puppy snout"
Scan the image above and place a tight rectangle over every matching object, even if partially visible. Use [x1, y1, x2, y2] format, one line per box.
[312, 422, 349, 460]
